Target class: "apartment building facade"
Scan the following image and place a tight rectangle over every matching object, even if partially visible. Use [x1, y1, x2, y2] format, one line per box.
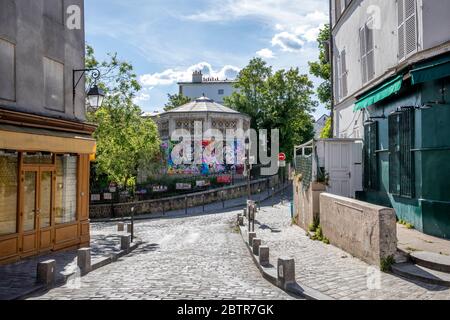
[0, 0, 95, 263]
[331, 0, 450, 238]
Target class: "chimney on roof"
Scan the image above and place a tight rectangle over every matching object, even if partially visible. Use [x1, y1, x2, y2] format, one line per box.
[192, 70, 203, 83]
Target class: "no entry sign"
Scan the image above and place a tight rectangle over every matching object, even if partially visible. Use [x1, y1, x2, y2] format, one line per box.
[278, 153, 286, 161]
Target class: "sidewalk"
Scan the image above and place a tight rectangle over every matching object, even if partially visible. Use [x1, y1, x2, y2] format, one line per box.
[0, 227, 139, 300]
[250, 202, 450, 300]
[398, 224, 450, 256]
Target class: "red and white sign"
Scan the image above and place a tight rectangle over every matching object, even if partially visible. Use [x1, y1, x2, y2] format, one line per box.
[278, 153, 286, 161]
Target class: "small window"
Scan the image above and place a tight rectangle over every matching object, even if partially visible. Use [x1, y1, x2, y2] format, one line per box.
[364, 121, 379, 190]
[218, 89, 224, 95]
[43, 57, 65, 111]
[0, 38, 15, 101]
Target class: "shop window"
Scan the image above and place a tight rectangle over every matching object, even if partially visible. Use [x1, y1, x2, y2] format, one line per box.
[364, 122, 379, 190]
[389, 109, 415, 198]
[55, 155, 77, 224]
[0, 151, 18, 235]
[23, 152, 54, 165]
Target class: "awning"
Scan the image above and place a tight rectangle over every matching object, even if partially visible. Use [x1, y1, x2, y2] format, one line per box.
[0, 124, 96, 154]
[411, 55, 450, 85]
[354, 75, 404, 111]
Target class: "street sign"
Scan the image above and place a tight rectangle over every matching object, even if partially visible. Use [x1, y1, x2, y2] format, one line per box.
[278, 153, 286, 161]
[279, 160, 286, 167]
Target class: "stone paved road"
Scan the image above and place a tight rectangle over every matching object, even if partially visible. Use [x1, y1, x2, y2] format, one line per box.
[252, 201, 450, 300]
[28, 209, 295, 300]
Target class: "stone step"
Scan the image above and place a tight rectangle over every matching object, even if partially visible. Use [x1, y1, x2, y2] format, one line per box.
[391, 263, 450, 287]
[410, 251, 450, 273]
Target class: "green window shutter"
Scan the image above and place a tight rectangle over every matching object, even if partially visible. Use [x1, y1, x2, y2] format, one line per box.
[364, 122, 379, 190]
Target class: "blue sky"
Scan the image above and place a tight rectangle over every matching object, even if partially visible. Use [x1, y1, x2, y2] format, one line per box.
[85, 0, 329, 119]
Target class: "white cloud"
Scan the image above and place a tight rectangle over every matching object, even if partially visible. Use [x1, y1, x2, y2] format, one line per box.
[256, 48, 276, 59]
[139, 62, 240, 87]
[271, 32, 305, 52]
[185, 1, 328, 54]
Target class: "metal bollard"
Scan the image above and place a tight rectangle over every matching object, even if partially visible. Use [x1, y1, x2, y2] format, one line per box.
[248, 232, 256, 247]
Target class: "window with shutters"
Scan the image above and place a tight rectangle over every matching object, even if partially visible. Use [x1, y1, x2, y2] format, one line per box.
[398, 0, 417, 61]
[360, 20, 375, 84]
[339, 50, 348, 98]
[389, 109, 415, 198]
[364, 122, 379, 190]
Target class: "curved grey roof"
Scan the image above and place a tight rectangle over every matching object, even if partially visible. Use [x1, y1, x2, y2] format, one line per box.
[164, 96, 241, 115]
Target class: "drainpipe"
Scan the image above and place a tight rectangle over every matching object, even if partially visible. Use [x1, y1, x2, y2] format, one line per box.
[329, 0, 335, 138]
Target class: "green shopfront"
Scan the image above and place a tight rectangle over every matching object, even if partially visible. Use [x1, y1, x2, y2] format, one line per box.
[356, 52, 450, 239]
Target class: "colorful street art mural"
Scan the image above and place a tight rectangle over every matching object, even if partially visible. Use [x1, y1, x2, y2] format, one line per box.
[162, 139, 245, 176]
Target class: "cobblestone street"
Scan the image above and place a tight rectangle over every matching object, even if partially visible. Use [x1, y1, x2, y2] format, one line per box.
[28, 207, 294, 300]
[251, 201, 450, 300]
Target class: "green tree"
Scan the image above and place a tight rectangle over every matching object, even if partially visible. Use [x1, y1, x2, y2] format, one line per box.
[224, 58, 272, 129]
[225, 58, 315, 161]
[308, 24, 333, 138]
[308, 24, 331, 110]
[164, 93, 191, 111]
[85, 45, 160, 188]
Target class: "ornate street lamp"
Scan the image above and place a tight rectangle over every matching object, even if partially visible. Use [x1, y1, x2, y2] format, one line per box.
[73, 68, 105, 110]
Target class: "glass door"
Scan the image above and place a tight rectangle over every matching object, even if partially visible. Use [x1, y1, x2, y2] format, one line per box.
[38, 168, 54, 252]
[21, 168, 55, 256]
[21, 169, 38, 256]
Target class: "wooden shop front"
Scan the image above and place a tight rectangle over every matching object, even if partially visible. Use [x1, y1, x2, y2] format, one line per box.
[0, 110, 96, 264]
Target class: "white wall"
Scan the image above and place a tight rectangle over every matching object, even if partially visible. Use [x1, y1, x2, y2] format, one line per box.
[180, 82, 236, 104]
[333, 0, 398, 105]
[332, 0, 450, 138]
[422, 0, 450, 50]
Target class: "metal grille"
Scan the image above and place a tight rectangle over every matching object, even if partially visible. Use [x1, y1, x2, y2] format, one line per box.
[295, 155, 312, 190]
[389, 114, 400, 195]
[389, 109, 415, 198]
[364, 122, 379, 190]
[400, 109, 415, 198]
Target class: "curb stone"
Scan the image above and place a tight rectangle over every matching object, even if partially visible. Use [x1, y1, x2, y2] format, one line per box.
[238, 224, 334, 300]
[15, 238, 142, 300]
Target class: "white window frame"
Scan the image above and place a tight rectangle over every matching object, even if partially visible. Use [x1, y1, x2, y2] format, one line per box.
[397, 0, 418, 61]
[359, 19, 375, 84]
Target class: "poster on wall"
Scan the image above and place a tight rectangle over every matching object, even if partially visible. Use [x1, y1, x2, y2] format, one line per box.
[176, 183, 192, 190]
[91, 194, 101, 201]
[196, 180, 211, 187]
[103, 193, 112, 200]
[217, 175, 232, 184]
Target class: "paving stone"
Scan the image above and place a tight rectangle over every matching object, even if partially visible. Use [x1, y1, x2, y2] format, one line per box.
[28, 205, 293, 300]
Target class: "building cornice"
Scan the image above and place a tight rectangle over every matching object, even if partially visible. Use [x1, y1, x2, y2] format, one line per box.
[0, 107, 97, 135]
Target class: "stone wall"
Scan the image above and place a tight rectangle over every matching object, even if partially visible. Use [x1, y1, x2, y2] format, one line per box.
[90, 177, 278, 219]
[319, 193, 397, 266]
[293, 176, 326, 231]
